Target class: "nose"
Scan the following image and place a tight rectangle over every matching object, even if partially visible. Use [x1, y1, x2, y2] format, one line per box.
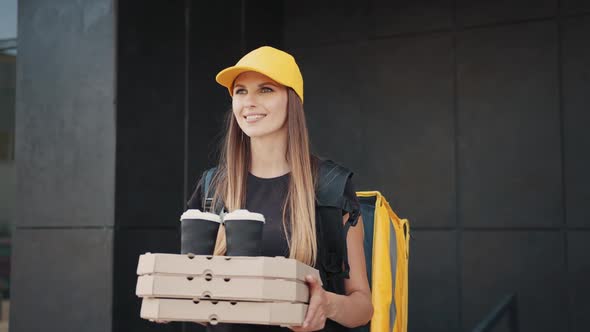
[242, 91, 257, 108]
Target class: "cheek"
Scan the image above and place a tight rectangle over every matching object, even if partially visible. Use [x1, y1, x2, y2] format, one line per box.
[232, 99, 240, 115]
[269, 96, 288, 121]
[277, 101, 288, 124]
[277, 107, 287, 125]
[232, 100, 243, 121]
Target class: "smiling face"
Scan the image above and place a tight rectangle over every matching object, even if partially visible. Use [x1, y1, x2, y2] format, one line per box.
[232, 71, 289, 139]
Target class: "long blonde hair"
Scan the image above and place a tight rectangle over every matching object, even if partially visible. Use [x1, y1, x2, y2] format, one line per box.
[206, 89, 318, 266]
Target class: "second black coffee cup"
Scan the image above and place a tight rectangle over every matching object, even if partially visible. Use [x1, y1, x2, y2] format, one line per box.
[223, 209, 265, 256]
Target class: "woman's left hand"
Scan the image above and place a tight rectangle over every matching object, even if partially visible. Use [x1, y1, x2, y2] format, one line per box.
[290, 275, 331, 332]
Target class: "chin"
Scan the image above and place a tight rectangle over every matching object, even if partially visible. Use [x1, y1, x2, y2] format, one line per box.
[240, 126, 283, 139]
[242, 130, 269, 138]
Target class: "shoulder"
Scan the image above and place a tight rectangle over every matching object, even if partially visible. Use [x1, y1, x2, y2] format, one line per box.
[187, 166, 219, 204]
[317, 159, 353, 180]
[315, 158, 354, 208]
[203, 166, 218, 180]
[316, 159, 362, 228]
[195, 166, 219, 195]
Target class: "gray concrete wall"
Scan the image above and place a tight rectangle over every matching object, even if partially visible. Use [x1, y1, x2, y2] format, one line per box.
[11, 0, 115, 331]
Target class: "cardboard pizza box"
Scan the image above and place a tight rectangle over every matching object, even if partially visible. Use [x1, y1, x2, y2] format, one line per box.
[140, 297, 307, 327]
[137, 253, 321, 285]
[136, 274, 309, 303]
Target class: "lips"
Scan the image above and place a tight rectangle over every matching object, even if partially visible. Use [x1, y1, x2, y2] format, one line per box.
[244, 113, 266, 123]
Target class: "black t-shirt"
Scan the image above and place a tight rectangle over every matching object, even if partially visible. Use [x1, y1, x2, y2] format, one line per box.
[188, 172, 292, 257]
[186, 171, 360, 332]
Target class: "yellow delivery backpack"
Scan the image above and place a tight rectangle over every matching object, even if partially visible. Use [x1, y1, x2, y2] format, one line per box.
[355, 191, 410, 332]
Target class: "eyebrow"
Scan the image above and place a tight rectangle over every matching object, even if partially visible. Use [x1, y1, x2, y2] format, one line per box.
[233, 82, 279, 89]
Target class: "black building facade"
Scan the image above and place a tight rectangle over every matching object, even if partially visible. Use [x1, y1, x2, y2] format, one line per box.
[11, 1, 590, 332]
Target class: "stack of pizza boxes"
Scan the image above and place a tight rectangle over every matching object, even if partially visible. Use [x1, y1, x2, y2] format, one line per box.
[135, 253, 320, 327]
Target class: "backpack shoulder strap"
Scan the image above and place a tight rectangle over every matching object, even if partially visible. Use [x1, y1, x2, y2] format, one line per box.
[316, 159, 352, 208]
[202, 167, 219, 212]
[315, 159, 356, 280]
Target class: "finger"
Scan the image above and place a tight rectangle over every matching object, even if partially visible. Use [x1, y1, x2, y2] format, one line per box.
[305, 275, 319, 289]
[305, 285, 324, 323]
[306, 275, 325, 297]
[306, 276, 323, 299]
[305, 310, 325, 330]
[303, 303, 318, 328]
[317, 313, 327, 329]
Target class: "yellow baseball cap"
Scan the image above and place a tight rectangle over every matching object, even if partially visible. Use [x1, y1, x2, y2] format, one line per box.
[215, 46, 304, 103]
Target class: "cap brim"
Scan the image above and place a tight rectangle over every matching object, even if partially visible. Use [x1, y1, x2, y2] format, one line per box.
[216, 65, 295, 97]
[216, 66, 267, 93]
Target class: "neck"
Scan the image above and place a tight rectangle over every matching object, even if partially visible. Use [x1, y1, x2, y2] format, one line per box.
[249, 129, 290, 178]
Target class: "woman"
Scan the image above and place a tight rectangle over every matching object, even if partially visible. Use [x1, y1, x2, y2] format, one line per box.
[187, 46, 373, 331]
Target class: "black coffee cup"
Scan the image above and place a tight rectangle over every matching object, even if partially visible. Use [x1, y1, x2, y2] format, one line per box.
[223, 209, 265, 256]
[180, 209, 222, 255]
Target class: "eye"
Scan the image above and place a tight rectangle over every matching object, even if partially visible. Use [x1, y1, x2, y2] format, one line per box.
[234, 88, 246, 95]
[260, 87, 273, 93]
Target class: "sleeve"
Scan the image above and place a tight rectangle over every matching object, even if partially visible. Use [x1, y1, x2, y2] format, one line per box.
[341, 176, 361, 227]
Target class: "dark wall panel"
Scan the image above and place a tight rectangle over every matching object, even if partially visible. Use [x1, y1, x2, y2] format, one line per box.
[456, 0, 557, 27]
[287, 44, 364, 178]
[116, 0, 186, 227]
[15, 0, 116, 227]
[562, 16, 590, 228]
[13, 1, 588, 332]
[244, 0, 284, 50]
[185, 1, 285, 202]
[457, 22, 562, 228]
[561, 0, 590, 15]
[462, 231, 567, 332]
[408, 230, 459, 332]
[284, 0, 369, 48]
[185, 1, 243, 202]
[113, 229, 181, 332]
[372, 0, 453, 36]
[569, 231, 590, 332]
[360, 34, 455, 227]
[10, 229, 113, 331]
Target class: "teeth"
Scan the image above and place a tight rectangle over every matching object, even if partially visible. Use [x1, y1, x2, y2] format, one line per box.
[246, 115, 265, 121]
